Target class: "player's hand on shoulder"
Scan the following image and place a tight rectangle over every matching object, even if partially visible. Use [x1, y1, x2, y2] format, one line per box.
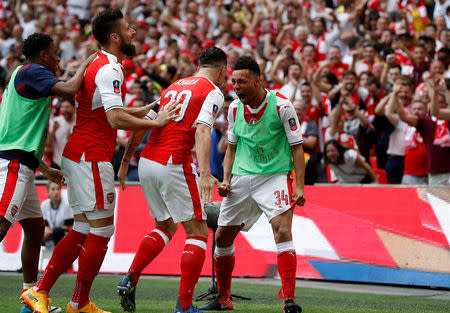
[117, 161, 129, 190]
[45, 168, 65, 186]
[154, 99, 180, 127]
[218, 182, 230, 197]
[85, 52, 98, 65]
[291, 187, 305, 206]
[199, 174, 219, 203]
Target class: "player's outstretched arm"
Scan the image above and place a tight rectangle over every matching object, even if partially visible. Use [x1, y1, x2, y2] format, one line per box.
[218, 143, 237, 197]
[196, 123, 219, 203]
[290, 143, 306, 206]
[117, 128, 148, 190]
[123, 98, 160, 118]
[37, 161, 64, 186]
[50, 53, 97, 99]
[106, 99, 179, 130]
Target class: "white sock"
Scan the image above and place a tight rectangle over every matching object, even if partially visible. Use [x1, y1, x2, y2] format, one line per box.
[69, 301, 79, 310]
[23, 282, 36, 290]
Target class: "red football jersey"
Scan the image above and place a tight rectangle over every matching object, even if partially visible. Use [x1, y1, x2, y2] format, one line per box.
[63, 51, 127, 162]
[140, 76, 224, 165]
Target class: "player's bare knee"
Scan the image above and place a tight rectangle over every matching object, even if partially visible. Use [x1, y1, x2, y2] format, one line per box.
[274, 227, 292, 243]
[215, 227, 238, 247]
[182, 219, 209, 238]
[195, 222, 209, 238]
[156, 218, 178, 237]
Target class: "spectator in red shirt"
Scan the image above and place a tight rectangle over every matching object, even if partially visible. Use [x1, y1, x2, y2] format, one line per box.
[327, 46, 349, 80]
[401, 99, 429, 184]
[397, 79, 450, 185]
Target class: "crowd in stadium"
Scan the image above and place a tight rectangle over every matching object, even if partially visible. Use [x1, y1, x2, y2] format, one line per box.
[1, 0, 448, 185]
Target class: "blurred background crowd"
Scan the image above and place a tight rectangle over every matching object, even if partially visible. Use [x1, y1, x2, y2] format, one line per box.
[0, 0, 449, 185]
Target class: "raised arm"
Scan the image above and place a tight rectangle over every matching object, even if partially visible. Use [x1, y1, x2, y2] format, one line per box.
[268, 53, 289, 87]
[312, 61, 332, 93]
[50, 53, 97, 99]
[380, 54, 395, 88]
[385, 86, 399, 127]
[374, 93, 391, 115]
[394, 91, 418, 127]
[430, 78, 450, 120]
[328, 102, 342, 137]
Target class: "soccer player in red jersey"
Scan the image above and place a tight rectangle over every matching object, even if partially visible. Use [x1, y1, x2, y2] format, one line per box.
[116, 47, 228, 313]
[0, 32, 94, 313]
[21, 9, 178, 313]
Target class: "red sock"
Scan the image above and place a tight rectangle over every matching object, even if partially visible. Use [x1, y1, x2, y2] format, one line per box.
[71, 233, 109, 308]
[178, 236, 207, 311]
[214, 255, 235, 300]
[277, 251, 297, 300]
[128, 228, 171, 284]
[36, 230, 87, 293]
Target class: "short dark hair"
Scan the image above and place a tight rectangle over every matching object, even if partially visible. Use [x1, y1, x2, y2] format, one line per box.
[343, 70, 357, 78]
[418, 35, 436, 44]
[233, 56, 260, 76]
[22, 33, 53, 61]
[301, 81, 311, 89]
[289, 62, 302, 70]
[412, 98, 426, 107]
[198, 46, 227, 68]
[302, 43, 315, 51]
[400, 75, 414, 87]
[389, 63, 401, 71]
[367, 76, 381, 89]
[426, 23, 437, 31]
[325, 71, 339, 86]
[323, 140, 347, 165]
[224, 95, 234, 102]
[92, 8, 124, 45]
[414, 43, 426, 50]
[165, 65, 177, 79]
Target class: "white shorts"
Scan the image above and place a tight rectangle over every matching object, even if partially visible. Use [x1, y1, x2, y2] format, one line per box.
[61, 156, 115, 220]
[218, 172, 293, 231]
[0, 158, 41, 224]
[138, 158, 206, 223]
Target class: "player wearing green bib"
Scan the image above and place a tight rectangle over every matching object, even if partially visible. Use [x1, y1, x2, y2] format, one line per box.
[0, 33, 94, 313]
[201, 56, 305, 313]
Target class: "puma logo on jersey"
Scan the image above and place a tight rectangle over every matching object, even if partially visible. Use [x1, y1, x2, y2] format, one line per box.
[145, 235, 157, 241]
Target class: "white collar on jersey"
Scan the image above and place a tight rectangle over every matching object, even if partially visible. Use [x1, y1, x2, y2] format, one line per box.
[245, 89, 270, 114]
[100, 49, 119, 64]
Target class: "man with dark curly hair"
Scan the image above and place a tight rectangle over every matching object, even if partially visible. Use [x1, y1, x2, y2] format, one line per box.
[201, 56, 305, 313]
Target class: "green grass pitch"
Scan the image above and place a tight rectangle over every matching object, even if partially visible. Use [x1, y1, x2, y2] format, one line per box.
[0, 274, 448, 312]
